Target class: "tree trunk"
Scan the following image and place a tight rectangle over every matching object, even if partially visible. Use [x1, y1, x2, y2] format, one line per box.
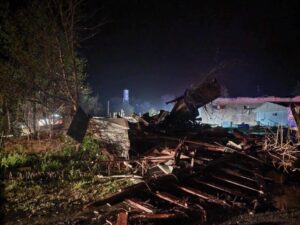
[32, 101, 37, 139]
[5, 100, 11, 135]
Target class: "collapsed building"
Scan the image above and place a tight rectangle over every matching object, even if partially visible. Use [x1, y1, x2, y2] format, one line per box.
[67, 78, 300, 224]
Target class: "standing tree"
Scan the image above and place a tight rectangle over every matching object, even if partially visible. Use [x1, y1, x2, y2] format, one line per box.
[0, 0, 92, 136]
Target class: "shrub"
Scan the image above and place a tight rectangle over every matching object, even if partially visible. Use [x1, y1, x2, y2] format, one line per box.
[60, 145, 77, 158]
[80, 136, 99, 155]
[40, 158, 62, 172]
[0, 153, 29, 168]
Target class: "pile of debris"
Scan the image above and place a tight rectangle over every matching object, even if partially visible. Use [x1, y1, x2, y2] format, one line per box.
[85, 154, 274, 224]
[67, 78, 300, 224]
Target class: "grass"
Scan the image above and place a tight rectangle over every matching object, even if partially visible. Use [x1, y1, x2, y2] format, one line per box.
[1, 135, 134, 224]
[4, 180, 21, 192]
[72, 180, 90, 190]
[1, 152, 29, 168]
[0, 135, 109, 175]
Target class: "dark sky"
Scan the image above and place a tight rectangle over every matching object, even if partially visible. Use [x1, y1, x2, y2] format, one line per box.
[83, 0, 300, 103]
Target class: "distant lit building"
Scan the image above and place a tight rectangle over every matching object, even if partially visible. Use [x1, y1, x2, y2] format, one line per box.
[255, 102, 288, 127]
[198, 96, 300, 128]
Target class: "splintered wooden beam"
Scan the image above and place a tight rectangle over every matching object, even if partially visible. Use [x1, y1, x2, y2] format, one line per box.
[226, 162, 258, 174]
[84, 174, 177, 208]
[174, 184, 232, 208]
[225, 163, 272, 182]
[193, 179, 245, 197]
[125, 198, 156, 213]
[84, 182, 147, 208]
[131, 213, 182, 221]
[236, 153, 265, 165]
[220, 168, 258, 183]
[212, 175, 264, 195]
[184, 139, 226, 152]
[141, 135, 227, 152]
[117, 212, 128, 225]
[142, 155, 174, 163]
[154, 191, 188, 208]
[195, 156, 213, 162]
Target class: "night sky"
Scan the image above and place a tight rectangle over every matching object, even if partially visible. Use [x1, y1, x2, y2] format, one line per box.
[83, 0, 300, 104]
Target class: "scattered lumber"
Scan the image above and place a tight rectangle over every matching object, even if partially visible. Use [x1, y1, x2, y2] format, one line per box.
[70, 79, 300, 224]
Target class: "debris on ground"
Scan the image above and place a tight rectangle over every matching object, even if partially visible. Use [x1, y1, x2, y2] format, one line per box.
[64, 78, 300, 224]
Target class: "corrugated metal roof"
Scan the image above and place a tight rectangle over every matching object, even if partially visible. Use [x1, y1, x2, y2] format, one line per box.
[213, 96, 300, 105]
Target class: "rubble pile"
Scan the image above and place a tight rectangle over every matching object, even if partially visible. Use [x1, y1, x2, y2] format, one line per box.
[85, 153, 275, 224]
[67, 78, 300, 224]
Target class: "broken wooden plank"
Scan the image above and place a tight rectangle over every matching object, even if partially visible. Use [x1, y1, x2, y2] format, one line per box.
[117, 212, 128, 225]
[137, 135, 227, 152]
[154, 191, 188, 208]
[226, 163, 273, 182]
[84, 182, 147, 208]
[174, 184, 233, 208]
[227, 140, 243, 150]
[125, 198, 156, 213]
[212, 175, 264, 195]
[219, 168, 258, 183]
[193, 179, 245, 197]
[131, 213, 183, 221]
[84, 174, 177, 208]
[226, 162, 260, 174]
[142, 156, 174, 161]
[194, 155, 213, 162]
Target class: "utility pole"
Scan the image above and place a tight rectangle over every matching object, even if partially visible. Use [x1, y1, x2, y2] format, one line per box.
[107, 100, 110, 117]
